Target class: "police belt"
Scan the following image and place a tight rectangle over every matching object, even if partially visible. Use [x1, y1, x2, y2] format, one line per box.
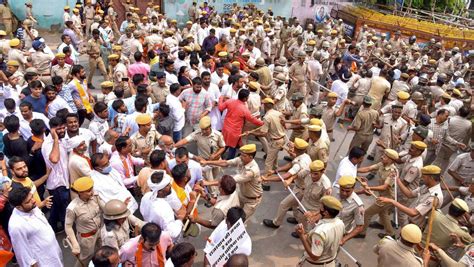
[80, 229, 97, 238]
[305, 258, 335, 265]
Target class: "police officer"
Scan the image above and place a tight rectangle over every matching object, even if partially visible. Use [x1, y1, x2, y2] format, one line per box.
[203, 144, 262, 220]
[287, 92, 308, 141]
[294, 160, 331, 233]
[295, 196, 345, 267]
[348, 95, 379, 153]
[249, 98, 286, 176]
[65, 177, 103, 267]
[396, 141, 426, 226]
[262, 138, 311, 230]
[374, 224, 423, 267]
[87, 29, 109, 89]
[175, 116, 226, 194]
[335, 176, 365, 245]
[100, 199, 144, 250]
[378, 165, 444, 229]
[307, 125, 329, 165]
[358, 149, 399, 238]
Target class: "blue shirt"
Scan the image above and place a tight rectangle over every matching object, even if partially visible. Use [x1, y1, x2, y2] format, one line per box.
[23, 95, 47, 114]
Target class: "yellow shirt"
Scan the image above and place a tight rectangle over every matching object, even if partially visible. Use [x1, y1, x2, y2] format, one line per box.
[12, 177, 41, 205]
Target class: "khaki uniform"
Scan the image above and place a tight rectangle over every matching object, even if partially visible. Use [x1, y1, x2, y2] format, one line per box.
[288, 61, 308, 97]
[290, 103, 308, 141]
[227, 158, 262, 219]
[409, 184, 443, 229]
[261, 108, 286, 173]
[210, 192, 240, 227]
[295, 174, 331, 230]
[51, 63, 72, 83]
[31, 51, 55, 85]
[372, 114, 408, 161]
[149, 83, 169, 103]
[84, 6, 95, 36]
[11, 70, 25, 87]
[87, 38, 109, 82]
[186, 129, 225, 193]
[0, 4, 12, 36]
[255, 66, 273, 95]
[362, 163, 398, 236]
[8, 48, 28, 72]
[422, 211, 472, 251]
[111, 62, 130, 96]
[65, 195, 103, 267]
[368, 76, 391, 110]
[100, 215, 143, 250]
[307, 138, 329, 164]
[299, 217, 345, 267]
[374, 237, 423, 267]
[273, 153, 311, 226]
[130, 128, 162, 159]
[321, 105, 338, 140]
[337, 191, 365, 233]
[398, 154, 423, 226]
[349, 107, 379, 152]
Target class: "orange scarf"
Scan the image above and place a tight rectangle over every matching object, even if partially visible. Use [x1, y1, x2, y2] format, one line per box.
[135, 242, 164, 267]
[75, 152, 92, 169]
[121, 154, 131, 178]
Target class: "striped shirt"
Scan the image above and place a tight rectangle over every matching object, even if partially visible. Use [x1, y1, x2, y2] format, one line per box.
[178, 88, 212, 125]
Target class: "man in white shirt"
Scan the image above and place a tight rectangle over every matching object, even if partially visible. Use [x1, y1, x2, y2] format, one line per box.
[44, 85, 72, 119]
[329, 73, 351, 106]
[140, 171, 185, 241]
[168, 147, 203, 188]
[18, 101, 50, 140]
[90, 152, 138, 213]
[333, 147, 366, 187]
[63, 113, 97, 155]
[166, 83, 185, 142]
[8, 186, 63, 267]
[41, 117, 70, 233]
[88, 102, 110, 146]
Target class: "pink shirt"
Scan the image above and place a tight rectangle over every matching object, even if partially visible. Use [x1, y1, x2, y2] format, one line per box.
[119, 233, 173, 267]
[128, 62, 151, 81]
[109, 151, 144, 187]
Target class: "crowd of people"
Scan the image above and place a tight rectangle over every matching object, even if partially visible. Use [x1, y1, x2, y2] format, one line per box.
[0, 0, 472, 266]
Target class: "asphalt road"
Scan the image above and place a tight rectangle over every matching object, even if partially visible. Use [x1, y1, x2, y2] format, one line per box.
[15, 31, 459, 267]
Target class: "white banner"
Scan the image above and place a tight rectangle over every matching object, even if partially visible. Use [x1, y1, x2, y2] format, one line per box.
[203, 219, 250, 267]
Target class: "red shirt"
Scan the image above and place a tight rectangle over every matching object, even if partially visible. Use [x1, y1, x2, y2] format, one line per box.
[218, 97, 263, 148]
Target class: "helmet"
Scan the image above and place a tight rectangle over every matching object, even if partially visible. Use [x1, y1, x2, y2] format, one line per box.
[313, 51, 321, 60]
[133, 30, 141, 38]
[256, 57, 265, 66]
[274, 73, 287, 83]
[103, 199, 130, 220]
[276, 57, 287, 66]
[273, 66, 284, 73]
[322, 41, 330, 48]
[411, 91, 424, 101]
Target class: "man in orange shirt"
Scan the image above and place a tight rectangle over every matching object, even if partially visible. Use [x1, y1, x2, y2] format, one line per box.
[214, 36, 228, 57]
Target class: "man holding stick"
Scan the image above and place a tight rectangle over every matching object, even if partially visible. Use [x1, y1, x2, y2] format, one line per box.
[357, 149, 399, 238]
[378, 165, 443, 229]
[295, 196, 345, 267]
[203, 144, 263, 220]
[261, 138, 311, 231]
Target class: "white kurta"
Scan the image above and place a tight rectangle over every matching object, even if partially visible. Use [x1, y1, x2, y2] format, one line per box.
[140, 192, 183, 241]
[90, 169, 138, 213]
[9, 208, 63, 267]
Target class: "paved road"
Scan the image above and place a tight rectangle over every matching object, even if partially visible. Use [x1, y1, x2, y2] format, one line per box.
[21, 31, 458, 267]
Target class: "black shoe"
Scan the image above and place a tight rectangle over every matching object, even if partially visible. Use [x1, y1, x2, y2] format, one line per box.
[369, 221, 385, 230]
[262, 184, 271, 191]
[353, 233, 366, 238]
[263, 219, 279, 228]
[284, 156, 293, 162]
[377, 233, 395, 239]
[367, 155, 374, 161]
[288, 207, 293, 211]
[286, 217, 298, 224]
[263, 154, 267, 160]
[366, 173, 375, 180]
[87, 83, 96, 89]
[291, 232, 300, 238]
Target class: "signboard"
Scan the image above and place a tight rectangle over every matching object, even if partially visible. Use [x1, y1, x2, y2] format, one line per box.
[203, 219, 250, 267]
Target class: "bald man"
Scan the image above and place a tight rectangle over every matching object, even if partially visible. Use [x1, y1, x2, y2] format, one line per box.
[224, 254, 249, 267]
